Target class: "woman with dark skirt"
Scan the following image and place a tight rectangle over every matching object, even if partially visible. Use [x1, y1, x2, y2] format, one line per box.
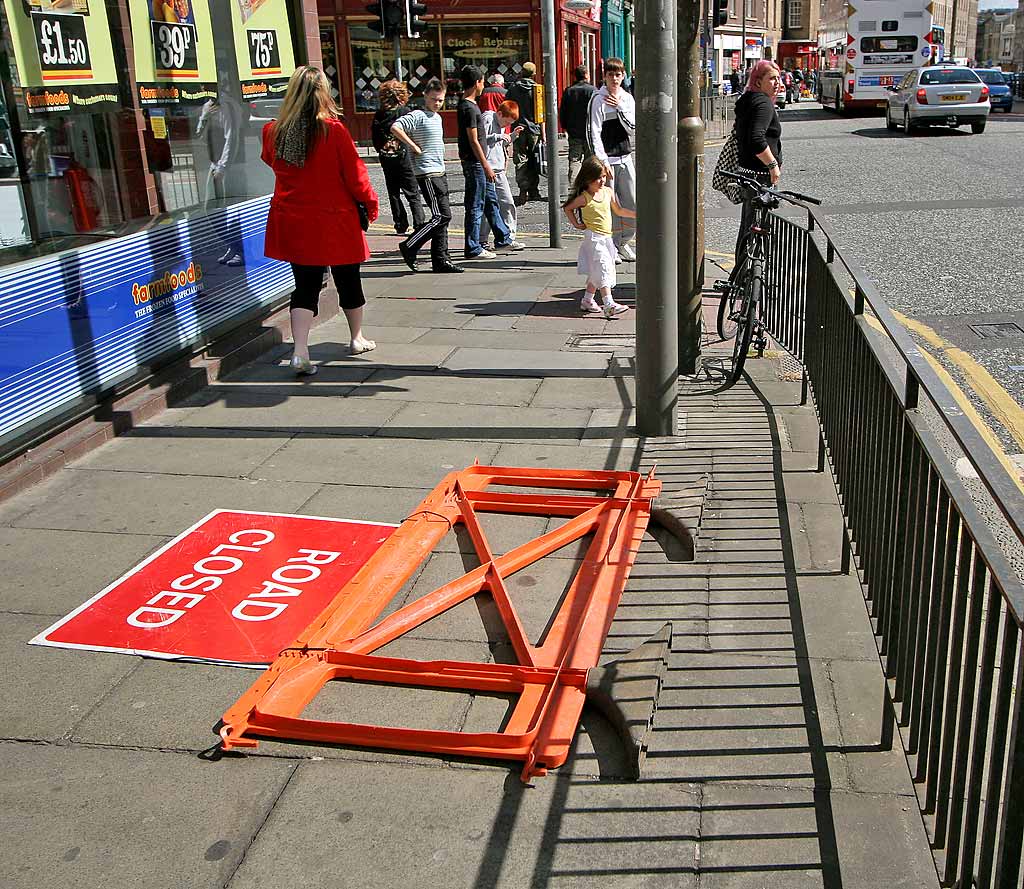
[262, 66, 380, 375]
[371, 80, 425, 235]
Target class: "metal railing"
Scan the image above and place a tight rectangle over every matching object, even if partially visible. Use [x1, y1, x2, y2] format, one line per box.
[759, 207, 1024, 889]
[700, 92, 737, 139]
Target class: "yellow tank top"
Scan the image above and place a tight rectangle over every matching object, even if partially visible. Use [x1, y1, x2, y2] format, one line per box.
[581, 187, 613, 236]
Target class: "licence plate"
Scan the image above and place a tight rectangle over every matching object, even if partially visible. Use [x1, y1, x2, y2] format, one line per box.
[942, 94, 966, 102]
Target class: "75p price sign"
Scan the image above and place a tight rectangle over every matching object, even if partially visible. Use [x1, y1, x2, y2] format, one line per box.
[151, 19, 199, 78]
[31, 12, 93, 80]
[247, 28, 281, 75]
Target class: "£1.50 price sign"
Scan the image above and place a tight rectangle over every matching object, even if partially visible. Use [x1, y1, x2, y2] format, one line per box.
[31, 12, 93, 81]
[247, 29, 281, 76]
[151, 20, 199, 78]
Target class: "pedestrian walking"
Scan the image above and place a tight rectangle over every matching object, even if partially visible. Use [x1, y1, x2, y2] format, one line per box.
[371, 80, 425, 235]
[586, 56, 636, 263]
[262, 66, 379, 375]
[389, 78, 462, 274]
[792, 66, 805, 102]
[478, 74, 507, 113]
[562, 155, 636, 319]
[559, 65, 595, 192]
[480, 100, 526, 250]
[457, 65, 520, 260]
[506, 61, 543, 203]
[733, 60, 783, 266]
[729, 69, 741, 95]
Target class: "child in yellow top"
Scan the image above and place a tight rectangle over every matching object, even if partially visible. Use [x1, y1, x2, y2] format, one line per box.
[562, 156, 637, 318]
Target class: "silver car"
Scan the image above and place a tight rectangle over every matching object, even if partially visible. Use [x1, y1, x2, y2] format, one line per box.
[885, 65, 990, 134]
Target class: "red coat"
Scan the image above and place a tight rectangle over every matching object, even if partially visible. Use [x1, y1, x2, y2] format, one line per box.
[261, 118, 379, 266]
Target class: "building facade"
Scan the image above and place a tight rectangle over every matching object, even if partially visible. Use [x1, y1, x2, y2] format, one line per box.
[0, 0, 325, 459]
[932, 0, 979, 61]
[316, 0, 603, 142]
[778, 0, 820, 71]
[711, 0, 777, 85]
[976, 8, 1016, 68]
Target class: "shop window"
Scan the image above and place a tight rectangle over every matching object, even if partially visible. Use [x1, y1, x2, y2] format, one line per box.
[439, 23, 530, 109]
[350, 24, 442, 112]
[0, 0, 300, 268]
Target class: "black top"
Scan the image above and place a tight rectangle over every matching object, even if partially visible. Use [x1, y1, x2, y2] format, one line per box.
[371, 104, 412, 158]
[734, 90, 782, 172]
[457, 98, 483, 163]
[506, 77, 537, 122]
[559, 81, 595, 140]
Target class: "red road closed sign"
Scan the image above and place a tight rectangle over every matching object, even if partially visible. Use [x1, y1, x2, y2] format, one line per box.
[31, 510, 395, 665]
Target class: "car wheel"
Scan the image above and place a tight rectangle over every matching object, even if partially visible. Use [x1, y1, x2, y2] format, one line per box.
[971, 120, 986, 134]
[885, 105, 897, 131]
[903, 109, 913, 134]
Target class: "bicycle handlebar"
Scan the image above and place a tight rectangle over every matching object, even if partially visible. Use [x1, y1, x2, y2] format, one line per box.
[718, 170, 823, 206]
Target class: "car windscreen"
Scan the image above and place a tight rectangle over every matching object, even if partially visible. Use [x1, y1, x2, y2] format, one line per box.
[976, 70, 1007, 85]
[919, 69, 981, 85]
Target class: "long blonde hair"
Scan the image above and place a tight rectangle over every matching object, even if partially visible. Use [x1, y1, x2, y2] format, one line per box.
[273, 66, 340, 167]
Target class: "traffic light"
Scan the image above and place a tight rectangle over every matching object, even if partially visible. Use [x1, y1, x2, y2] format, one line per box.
[712, 0, 728, 27]
[405, 0, 427, 38]
[365, 0, 403, 38]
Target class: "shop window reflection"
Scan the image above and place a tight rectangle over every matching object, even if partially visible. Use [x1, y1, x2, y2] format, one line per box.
[440, 23, 530, 108]
[350, 24, 441, 111]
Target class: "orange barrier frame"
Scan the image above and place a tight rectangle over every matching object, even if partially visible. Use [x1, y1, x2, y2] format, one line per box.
[219, 465, 661, 781]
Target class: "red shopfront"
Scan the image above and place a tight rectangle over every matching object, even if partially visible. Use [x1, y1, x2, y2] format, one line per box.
[778, 41, 819, 71]
[316, 0, 601, 142]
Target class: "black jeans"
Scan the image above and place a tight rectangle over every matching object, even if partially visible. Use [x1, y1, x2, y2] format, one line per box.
[380, 155, 425, 233]
[401, 174, 453, 267]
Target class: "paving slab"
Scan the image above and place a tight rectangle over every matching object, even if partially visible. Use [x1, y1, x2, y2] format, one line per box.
[530, 376, 637, 409]
[441, 346, 611, 378]
[0, 613, 138, 741]
[0, 527, 165, 615]
[0, 743, 294, 889]
[492, 441, 638, 472]
[353, 370, 541, 406]
[252, 436, 500, 488]
[8, 470, 320, 536]
[412, 328, 572, 351]
[379, 402, 592, 445]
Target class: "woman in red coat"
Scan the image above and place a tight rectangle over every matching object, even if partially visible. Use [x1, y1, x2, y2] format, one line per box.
[262, 66, 380, 375]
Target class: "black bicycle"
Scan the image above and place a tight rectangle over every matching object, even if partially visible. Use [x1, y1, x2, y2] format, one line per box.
[713, 171, 821, 384]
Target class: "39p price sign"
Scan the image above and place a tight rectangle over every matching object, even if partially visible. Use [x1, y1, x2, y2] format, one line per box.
[247, 28, 281, 75]
[151, 19, 199, 78]
[31, 12, 93, 80]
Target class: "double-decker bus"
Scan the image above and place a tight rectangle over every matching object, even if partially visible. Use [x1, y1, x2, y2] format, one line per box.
[817, 0, 945, 112]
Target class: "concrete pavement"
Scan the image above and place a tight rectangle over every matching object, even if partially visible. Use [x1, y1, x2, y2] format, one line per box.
[0, 236, 939, 888]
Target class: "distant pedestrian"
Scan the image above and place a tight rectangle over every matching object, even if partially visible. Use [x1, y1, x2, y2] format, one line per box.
[262, 65, 379, 374]
[478, 74, 507, 113]
[371, 80, 425, 235]
[506, 61, 543, 203]
[792, 66, 805, 102]
[729, 70, 741, 95]
[390, 78, 462, 274]
[457, 65, 518, 260]
[480, 100, 526, 250]
[587, 56, 636, 263]
[559, 65, 596, 191]
[563, 155, 636, 319]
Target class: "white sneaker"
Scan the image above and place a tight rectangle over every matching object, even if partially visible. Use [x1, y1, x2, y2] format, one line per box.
[618, 244, 636, 262]
[603, 301, 629, 319]
[467, 248, 497, 259]
[614, 254, 624, 265]
[580, 295, 602, 314]
[498, 240, 526, 251]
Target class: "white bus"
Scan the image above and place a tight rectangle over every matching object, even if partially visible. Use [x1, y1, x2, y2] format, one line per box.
[817, 0, 945, 112]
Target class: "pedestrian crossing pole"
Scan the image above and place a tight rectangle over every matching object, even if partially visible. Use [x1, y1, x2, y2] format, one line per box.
[678, 0, 705, 375]
[635, 0, 679, 436]
[541, 0, 562, 247]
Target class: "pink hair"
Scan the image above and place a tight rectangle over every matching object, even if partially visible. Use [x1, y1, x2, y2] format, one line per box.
[745, 60, 781, 92]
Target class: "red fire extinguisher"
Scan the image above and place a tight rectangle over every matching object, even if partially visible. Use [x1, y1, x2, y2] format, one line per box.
[64, 160, 100, 232]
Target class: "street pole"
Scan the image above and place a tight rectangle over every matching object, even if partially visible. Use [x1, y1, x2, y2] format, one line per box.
[541, 0, 562, 247]
[636, 0, 679, 436]
[393, 34, 404, 81]
[740, 0, 746, 81]
[678, 0, 705, 375]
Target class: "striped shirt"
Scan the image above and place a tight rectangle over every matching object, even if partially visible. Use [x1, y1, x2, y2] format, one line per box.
[393, 109, 446, 177]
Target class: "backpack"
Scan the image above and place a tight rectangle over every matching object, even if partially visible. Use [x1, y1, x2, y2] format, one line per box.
[711, 128, 745, 205]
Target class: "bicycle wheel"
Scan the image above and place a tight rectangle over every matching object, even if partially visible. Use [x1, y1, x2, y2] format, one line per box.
[716, 285, 741, 341]
[728, 261, 761, 385]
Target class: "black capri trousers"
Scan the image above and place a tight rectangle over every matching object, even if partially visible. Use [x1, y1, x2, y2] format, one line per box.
[289, 263, 365, 315]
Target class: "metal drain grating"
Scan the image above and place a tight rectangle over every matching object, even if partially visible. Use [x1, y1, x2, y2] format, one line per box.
[567, 334, 636, 351]
[969, 322, 1024, 339]
[775, 353, 804, 382]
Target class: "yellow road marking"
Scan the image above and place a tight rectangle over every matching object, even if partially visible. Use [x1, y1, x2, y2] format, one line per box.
[889, 310, 1024, 450]
[863, 314, 1024, 490]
